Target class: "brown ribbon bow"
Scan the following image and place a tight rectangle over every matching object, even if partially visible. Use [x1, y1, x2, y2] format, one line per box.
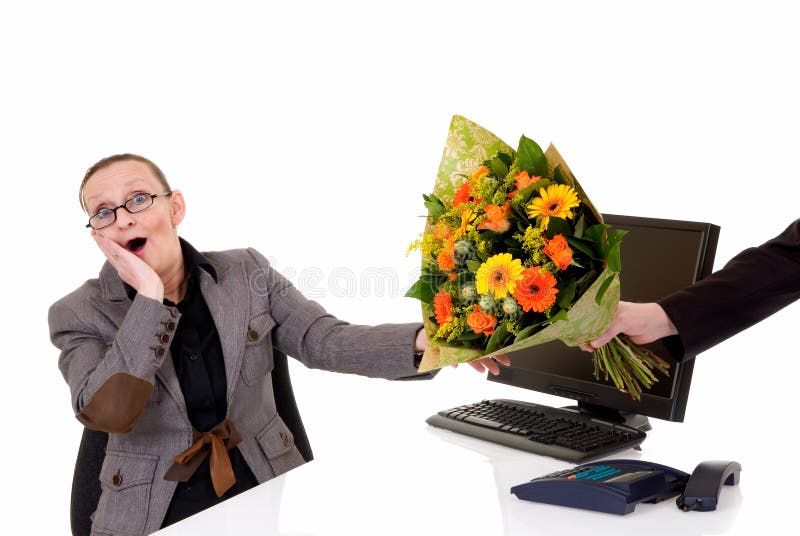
[163, 418, 243, 498]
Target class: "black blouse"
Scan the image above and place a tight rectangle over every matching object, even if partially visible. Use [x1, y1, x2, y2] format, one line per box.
[125, 238, 259, 528]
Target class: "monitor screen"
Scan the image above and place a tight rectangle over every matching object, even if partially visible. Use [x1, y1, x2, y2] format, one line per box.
[487, 214, 720, 423]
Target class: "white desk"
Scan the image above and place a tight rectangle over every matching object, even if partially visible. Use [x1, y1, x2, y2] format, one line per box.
[154, 343, 789, 536]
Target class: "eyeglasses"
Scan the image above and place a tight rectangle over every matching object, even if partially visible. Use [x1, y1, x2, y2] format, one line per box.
[86, 191, 173, 229]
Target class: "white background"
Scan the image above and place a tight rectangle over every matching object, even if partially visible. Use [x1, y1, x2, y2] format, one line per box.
[1, 1, 798, 534]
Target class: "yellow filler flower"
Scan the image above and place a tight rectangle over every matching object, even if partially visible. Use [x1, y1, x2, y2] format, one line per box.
[526, 184, 580, 229]
[475, 253, 525, 300]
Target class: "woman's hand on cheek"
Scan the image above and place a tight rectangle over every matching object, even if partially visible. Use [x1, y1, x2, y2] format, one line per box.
[92, 231, 164, 302]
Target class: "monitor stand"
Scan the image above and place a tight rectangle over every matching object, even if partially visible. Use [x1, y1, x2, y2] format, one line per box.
[564, 401, 652, 432]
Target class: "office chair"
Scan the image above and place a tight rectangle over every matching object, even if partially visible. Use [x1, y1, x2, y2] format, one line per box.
[71, 349, 312, 536]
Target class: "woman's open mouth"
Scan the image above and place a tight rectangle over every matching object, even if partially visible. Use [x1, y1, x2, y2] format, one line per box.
[126, 237, 147, 255]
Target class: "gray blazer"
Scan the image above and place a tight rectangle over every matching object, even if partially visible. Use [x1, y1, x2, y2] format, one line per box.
[49, 246, 425, 535]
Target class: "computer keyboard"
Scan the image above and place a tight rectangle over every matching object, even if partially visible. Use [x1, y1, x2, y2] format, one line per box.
[426, 399, 647, 462]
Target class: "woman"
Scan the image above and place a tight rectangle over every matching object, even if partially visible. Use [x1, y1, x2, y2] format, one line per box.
[50, 154, 508, 535]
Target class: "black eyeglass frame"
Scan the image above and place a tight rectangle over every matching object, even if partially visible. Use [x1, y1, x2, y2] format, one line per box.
[86, 191, 173, 229]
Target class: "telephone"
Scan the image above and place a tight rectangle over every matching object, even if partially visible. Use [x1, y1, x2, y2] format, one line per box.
[511, 459, 740, 515]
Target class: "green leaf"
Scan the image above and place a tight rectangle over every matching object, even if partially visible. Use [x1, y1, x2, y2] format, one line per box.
[515, 178, 551, 206]
[466, 260, 482, 272]
[595, 274, 615, 305]
[486, 322, 511, 354]
[553, 165, 566, 184]
[544, 217, 571, 238]
[556, 277, 576, 309]
[418, 272, 450, 303]
[566, 236, 597, 258]
[404, 277, 437, 304]
[513, 319, 546, 342]
[517, 135, 549, 177]
[511, 200, 530, 222]
[528, 178, 551, 191]
[422, 194, 445, 220]
[606, 228, 627, 247]
[584, 223, 610, 244]
[490, 157, 509, 179]
[403, 281, 420, 299]
[458, 331, 483, 341]
[456, 271, 475, 286]
[497, 152, 514, 167]
[546, 309, 570, 324]
[575, 213, 587, 239]
[514, 325, 535, 342]
[607, 242, 623, 272]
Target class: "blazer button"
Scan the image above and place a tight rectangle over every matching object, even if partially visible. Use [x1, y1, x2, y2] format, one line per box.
[280, 432, 290, 447]
[159, 333, 170, 344]
[155, 347, 166, 358]
[247, 329, 259, 342]
[169, 307, 179, 318]
[112, 470, 122, 487]
[166, 321, 176, 331]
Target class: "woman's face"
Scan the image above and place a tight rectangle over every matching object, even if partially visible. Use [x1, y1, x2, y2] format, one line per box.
[83, 159, 185, 277]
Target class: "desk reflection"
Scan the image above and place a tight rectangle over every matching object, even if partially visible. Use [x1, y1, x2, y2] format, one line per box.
[154, 465, 314, 536]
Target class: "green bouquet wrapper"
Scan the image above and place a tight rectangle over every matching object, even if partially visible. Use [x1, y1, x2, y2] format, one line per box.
[408, 116, 669, 400]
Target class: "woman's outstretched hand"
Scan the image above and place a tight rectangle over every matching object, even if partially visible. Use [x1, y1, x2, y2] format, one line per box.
[414, 329, 511, 375]
[461, 355, 512, 376]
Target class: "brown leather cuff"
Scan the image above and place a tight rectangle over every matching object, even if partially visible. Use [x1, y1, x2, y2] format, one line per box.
[76, 372, 153, 434]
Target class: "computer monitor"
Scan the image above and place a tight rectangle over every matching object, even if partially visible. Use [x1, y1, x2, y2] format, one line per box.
[487, 214, 720, 427]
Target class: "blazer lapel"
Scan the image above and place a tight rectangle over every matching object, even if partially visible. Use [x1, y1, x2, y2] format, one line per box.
[97, 261, 189, 418]
[198, 259, 247, 406]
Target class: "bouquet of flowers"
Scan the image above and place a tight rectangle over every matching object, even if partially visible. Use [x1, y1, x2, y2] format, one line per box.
[407, 116, 669, 400]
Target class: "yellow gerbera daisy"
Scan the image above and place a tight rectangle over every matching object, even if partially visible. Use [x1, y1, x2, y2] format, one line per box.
[454, 208, 476, 239]
[475, 253, 525, 300]
[526, 184, 580, 229]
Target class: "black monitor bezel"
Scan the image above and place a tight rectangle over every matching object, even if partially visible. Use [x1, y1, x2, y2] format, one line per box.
[486, 213, 720, 422]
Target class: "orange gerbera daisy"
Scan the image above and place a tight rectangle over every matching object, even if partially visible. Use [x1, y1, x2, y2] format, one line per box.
[466, 304, 497, 336]
[543, 234, 573, 271]
[452, 181, 472, 207]
[433, 290, 454, 326]
[437, 237, 456, 271]
[453, 167, 488, 207]
[515, 267, 559, 313]
[477, 201, 512, 233]
[432, 221, 452, 241]
[437, 250, 455, 271]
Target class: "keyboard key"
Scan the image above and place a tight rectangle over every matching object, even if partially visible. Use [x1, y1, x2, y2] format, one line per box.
[462, 415, 503, 429]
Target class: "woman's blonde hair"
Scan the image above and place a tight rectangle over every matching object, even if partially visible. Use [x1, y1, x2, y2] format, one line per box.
[79, 153, 172, 214]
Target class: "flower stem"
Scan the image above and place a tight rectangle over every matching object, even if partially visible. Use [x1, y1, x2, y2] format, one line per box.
[591, 337, 671, 401]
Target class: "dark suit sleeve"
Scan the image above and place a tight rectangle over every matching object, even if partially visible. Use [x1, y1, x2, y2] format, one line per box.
[658, 219, 800, 357]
